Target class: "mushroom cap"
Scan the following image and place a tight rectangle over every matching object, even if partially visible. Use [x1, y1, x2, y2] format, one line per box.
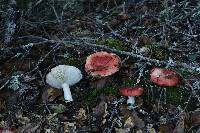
[85, 51, 121, 77]
[46, 65, 82, 89]
[150, 68, 180, 87]
[120, 86, 144, 96]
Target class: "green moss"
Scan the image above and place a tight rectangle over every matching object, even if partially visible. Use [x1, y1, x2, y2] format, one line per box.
[165, 86, 189, 106]
[18, 0, 30, 10]
[85, 77, 138, 107]
[180, 68, 197, 77]
[66, 57, 84, 66]
[151, 48, 165, 60]
[84, 65, 196, 110]
[15, 39, 25, 45]
[146, 44, 166, 60]
[121, 77, 136, 87]
[85, 85, 119, 107]
[96, 39, 127, 51]
[143, 83, 191, 109]
[111, 10, 121, 16]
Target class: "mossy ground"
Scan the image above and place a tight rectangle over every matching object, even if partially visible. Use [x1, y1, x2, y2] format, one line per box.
[84, 69, 195, 111]
[65, 57, 84, 66]
[84, 76, 137, 107]
[96, 38, 127, 51]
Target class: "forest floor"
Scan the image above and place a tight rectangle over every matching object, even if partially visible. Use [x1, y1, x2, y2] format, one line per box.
[0, 0, 200, 132]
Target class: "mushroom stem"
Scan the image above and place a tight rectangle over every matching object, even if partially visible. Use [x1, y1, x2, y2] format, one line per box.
[62, 83, 73, 102]
[127, 96, 135, 105]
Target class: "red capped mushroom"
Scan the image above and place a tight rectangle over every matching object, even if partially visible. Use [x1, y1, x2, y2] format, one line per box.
[120, 86, 144, 106]
[85, 51, 121, 77]
[150, 68, 180, 87]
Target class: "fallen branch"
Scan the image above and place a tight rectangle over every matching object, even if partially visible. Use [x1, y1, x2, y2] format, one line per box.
[5, 35, 200, 73]
[62, 38, 200, 73]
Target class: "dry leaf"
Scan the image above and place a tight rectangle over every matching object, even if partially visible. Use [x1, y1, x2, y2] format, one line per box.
[130, 112, 145, 129]
[50, 104, 66, 114]
[42, 88, 62, 102]
[64, 122, 76, 133]
[115, 128, 129, 133]
[121, 106, 144, 129]
[119, 104, 130, 120]
[74, 108, 87, 122]
[44, 129, 54, 133]
[136, 129, 144, 133]
[124, 117, 134, 128]
[47, 88, 63, 102]
[47, 113, 58, 121]
[17, 123, 40, 133]
[190, 109, 200, 127]
[0, 98, 6, 111]
[0, 91, 11, 111]
[185, 109, 200, 131]
[15, 111, 30, 125]
[158, 124, 174, 133]
[147, 124, 156, 133]
[173, 113, 185, 133]
[93, 101, 107, 118]
[118, 12, 129, 20]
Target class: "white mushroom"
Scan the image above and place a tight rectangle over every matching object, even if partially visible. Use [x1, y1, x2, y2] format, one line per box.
[46, 65, 82, 102]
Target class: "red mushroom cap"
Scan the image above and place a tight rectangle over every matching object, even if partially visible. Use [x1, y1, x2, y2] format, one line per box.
[85, 51, 121, 77]
[120, 86, 144, 96]
[150, 68, 180, 87]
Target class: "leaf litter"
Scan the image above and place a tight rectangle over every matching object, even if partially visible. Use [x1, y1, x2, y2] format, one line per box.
[0, 0, 200, 132]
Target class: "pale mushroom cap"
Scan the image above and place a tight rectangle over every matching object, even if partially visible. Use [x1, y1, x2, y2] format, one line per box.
[46, 65, 82, 89]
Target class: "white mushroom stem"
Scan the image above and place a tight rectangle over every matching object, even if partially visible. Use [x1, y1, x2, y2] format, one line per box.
[62, 83, 73, 102]
[127, 96, 135, 105]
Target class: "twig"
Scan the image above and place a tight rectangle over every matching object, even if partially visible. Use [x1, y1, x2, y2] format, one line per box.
[105, 22, 130, 42]
[29, 42, 61, 73]
[4, 0, 19, 44]
[50, 4, 61, 23]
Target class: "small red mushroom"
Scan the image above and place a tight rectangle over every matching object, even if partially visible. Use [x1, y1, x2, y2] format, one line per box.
[120, 86, 144, 96]
[85, 51, 121, 77]
[120, 86, 144, 106]
[150, 68, 180, 87]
